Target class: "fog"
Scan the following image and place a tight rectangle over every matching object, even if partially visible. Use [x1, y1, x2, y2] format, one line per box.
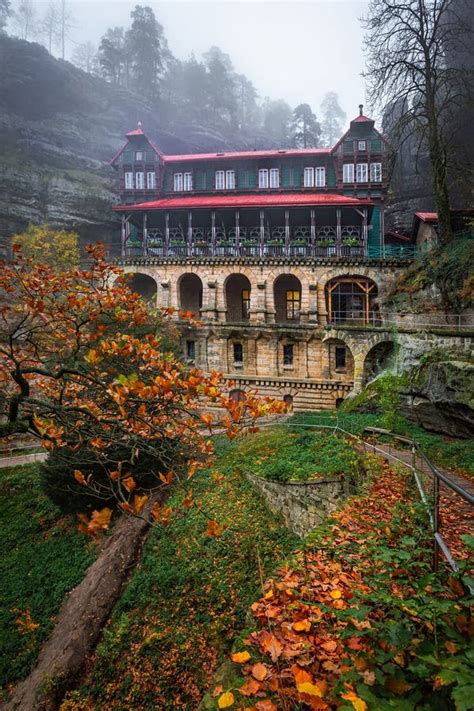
[35, 0, 369, 121]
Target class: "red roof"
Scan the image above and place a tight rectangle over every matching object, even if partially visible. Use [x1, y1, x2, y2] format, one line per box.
[113, 193, 374, 212]
[162, 148, 331, 163]
[126, 127, 145, 137]
[351, 115, 374, 123]
[415, 212, 438, 222]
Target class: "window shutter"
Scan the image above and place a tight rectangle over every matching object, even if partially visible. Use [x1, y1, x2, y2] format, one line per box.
[343, 141, 353, 154]
[248, 171, 257, 188]
[123, 151, 132, 164]
[282, 167, 292, 187]
[195, 172, 203, 190]
[238, 171, 248, 188]
[292, 167, 300, 187]
[371, 139, 382, 152]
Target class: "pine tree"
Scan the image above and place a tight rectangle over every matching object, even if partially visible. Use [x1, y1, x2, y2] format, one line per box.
[203, 46, 237, 127]
[98, 27, 129, 85]
[291, 103, 321, 148]
[320, 92, 346, 147]
[126, 5, 168, 101]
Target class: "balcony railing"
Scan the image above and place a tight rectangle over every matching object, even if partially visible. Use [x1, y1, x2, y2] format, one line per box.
[122, 226, 415, 260]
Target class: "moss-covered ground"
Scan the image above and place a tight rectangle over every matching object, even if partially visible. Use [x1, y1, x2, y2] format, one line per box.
[0, 465, 96, 699]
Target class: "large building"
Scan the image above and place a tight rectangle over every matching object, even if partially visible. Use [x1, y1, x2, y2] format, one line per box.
[111, 107, 411, 410]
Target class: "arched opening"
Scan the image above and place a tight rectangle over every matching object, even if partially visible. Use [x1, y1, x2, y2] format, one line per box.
[283, 394, 294, 410]
[325, 338, 354, 380]
[126, 273, 157, 304]
[335, 397, 345, 409]
[325, 277, 379, 325]
[363, 341, 396, 384]
[229, 388, 246, 403]
[274, 274, 302, 323]
[225, 274, 251, 322]
[179, 273, 203, 317]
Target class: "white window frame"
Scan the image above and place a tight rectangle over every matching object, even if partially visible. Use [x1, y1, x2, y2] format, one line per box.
[125, 171, 134, 190]
[343, 164, 354, 183]
[215, 170, 225, 190]
[146, 172, 156, 190]
[173, 173, 183, 191]
[183, 172, 193, 191]
[135, 150, 144, 161]
[303, 167, 314, 187]
[356, 163, 368, 183]
[225, 170, 235, 189]
[315, 167, 326, 187]
[357, 141, 366, 151]
[269, 168, 280, 188]
[370, 162, 382, 182]
[258, 169, 269, 188]
[135, 171, 144, 189]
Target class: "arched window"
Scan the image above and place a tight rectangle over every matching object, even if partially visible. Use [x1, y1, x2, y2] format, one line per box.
[283, 394, 294, 410]
[225, 274, 251, 322]
[126, 273, 157, 304]
[325, 277, 378, 325]
[274, 274, 302, 322]
[229, 388, 246, 403]
[179, 273, 203, 317]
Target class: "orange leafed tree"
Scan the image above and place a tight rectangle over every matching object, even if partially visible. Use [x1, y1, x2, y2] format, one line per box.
[0, 244, 284, 531]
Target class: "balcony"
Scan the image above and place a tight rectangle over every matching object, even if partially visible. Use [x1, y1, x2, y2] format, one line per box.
[123, 225, 369, 259]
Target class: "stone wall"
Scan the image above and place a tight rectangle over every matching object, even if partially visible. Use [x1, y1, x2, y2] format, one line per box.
[246, 472, 347, 537]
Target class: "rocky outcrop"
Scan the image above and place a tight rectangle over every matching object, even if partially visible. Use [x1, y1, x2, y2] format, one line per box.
[0, 36, 267, 251]
[404, 358, 474, 438]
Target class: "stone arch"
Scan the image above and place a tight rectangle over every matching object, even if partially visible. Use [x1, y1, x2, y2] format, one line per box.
[362, 337, 397, 385]
[126, 272, 158, 304]
[229, 388, 246, 403]
[283, 394, 294, 410]
[178, 273, 203, 317]
[273, 273, 302, 323]
[225, 273, 252, 322]
[325, 275, 379, 326]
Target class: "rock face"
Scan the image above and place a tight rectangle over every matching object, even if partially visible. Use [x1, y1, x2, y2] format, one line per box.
[404, 359, 474, 438]
[0, 36, 264, 251]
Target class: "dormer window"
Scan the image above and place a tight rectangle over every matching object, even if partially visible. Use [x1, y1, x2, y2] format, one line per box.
[358, 141, 367, 151]
[135, 151, 144, 161]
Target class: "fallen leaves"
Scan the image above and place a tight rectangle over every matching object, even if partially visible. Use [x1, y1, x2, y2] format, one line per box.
[231, 651, 251, 664]
[217, 691, 235, 708]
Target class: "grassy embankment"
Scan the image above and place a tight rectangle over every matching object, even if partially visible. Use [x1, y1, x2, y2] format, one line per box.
[0, 464, 96, 700]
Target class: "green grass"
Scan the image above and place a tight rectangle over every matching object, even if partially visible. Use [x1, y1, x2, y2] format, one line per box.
[227, 427, 361, 482]
[288, 411, 474, 477]
[0, 465, 96, 696]
[65, 437, 298, 709]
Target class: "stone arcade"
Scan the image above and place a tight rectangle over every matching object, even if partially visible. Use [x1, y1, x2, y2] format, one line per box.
[111, 107, 411, 410]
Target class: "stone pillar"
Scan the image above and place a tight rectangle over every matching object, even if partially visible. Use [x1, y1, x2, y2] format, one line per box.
[246, 338, 258, 375]
[252, 281, 268, 323]
[201, 280, 217, 322]
[159, 280, 171, 310]
[317, 283, 329, 325]
[352, 352, 365, 393]
[308, 283, 318, 323]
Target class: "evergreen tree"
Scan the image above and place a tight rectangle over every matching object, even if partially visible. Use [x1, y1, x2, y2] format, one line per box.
[181, 54, 210, 122]
[235, 74, 260, 131]
[0, 0, 11, 32]
[290, 103, 321, 148]
[320, 92, 346, 146]
[98, 27, 129, 85]
[203, 46, 237, 127]
[126, 4, 168, 101]
[262, 98, 292, 146]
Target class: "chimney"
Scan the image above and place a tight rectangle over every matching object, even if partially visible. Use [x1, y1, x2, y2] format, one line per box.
[359, 104, 363, 116]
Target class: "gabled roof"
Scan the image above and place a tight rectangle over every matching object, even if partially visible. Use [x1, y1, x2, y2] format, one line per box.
[414, 212, 438, 222]
[110, 122, 163, 166]
[331, 105, 385, 153]
[113, 193, 374, 212]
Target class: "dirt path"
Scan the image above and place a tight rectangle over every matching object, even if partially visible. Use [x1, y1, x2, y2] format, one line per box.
[362, 440, 473, 562]
[2, 499, 159, 711]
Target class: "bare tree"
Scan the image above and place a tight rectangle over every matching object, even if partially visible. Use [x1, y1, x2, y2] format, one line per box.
[0, 0, 12, 33]
[12, 0, 36, 40]
[71, 41, 99, 74]
[58, 0, 75, 60]
[363, 0, 472, 245]
[41, 1, 60, 54]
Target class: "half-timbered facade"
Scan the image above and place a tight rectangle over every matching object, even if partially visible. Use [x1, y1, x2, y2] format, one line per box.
[111, 107, 409, 410]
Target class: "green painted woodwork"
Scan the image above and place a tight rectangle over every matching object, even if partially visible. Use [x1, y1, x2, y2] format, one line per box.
[369, 206, 381, 249]
[122, 151, 132, 163]
[195, 171, 204, 190]
[343, 141, 353, 154]
[371, 139, 382, 152]
[326, 164, 336, 188]
[145, 150, 157, 162]
[282, 167, 292, 188]
[164, 171, 173, 191]
[206, 172, 214, 190]
[292, 167, 300, 187]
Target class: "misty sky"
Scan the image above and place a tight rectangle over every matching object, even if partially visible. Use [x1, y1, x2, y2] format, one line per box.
[34, 0, 370, 123]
